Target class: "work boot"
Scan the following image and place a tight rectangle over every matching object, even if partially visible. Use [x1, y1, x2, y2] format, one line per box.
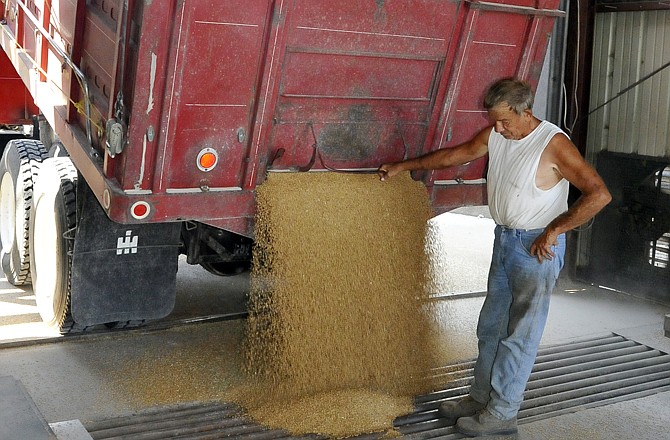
[437, 395, 487, 425]
[456, 409, 518, 437]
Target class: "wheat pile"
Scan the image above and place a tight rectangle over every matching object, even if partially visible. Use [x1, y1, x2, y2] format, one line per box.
[235, 171, 439, 437]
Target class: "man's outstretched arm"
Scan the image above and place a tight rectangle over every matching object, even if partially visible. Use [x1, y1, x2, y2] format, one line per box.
[378, 127, 492, 180]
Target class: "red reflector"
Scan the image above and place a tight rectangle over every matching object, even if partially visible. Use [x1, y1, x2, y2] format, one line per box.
[197, 148, 218, 172]
[133, 204, 148, 217]
[130, 201, 151, 220]
[200, 152, 217, 169]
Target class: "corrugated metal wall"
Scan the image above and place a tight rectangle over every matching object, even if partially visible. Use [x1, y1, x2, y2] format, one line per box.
[587, 9, 670, 160]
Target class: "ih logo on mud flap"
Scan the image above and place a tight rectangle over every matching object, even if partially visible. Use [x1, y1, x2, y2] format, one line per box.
[117, 230, 139, 255]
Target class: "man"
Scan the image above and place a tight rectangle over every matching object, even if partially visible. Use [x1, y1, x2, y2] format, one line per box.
[378, 78, 611, 437]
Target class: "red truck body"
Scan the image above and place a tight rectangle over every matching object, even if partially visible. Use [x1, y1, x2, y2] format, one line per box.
[0, 46, 37, 123]
[1, 0, 561, 237]
[0, 0, 562, 330]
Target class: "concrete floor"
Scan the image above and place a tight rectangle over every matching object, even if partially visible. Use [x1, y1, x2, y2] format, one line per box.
[0, 210, 669, 439]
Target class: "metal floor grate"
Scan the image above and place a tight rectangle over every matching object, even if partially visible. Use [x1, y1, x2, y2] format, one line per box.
[85, 334, 670, 439]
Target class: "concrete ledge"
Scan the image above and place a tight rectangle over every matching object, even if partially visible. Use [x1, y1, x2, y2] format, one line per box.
[0, 376, 55, 439]
[50, 420, 93, 440]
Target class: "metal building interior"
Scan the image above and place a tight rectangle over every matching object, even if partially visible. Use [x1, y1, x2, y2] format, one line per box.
[1, 0, 670, 439]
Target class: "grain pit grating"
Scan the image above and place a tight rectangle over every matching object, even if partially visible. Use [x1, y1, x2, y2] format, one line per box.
[84, 333, 670, 439]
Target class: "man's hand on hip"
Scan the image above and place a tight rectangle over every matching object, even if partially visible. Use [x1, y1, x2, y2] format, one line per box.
[530, 230, 558, 262]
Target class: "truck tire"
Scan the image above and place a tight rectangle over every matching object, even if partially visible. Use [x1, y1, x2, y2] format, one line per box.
[200, 261, 251, 276]
[0, 139, 49, 285]
[29, 157, 78, 332]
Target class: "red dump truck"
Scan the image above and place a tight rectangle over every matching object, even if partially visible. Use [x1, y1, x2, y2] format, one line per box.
[0, 0, 562, 332]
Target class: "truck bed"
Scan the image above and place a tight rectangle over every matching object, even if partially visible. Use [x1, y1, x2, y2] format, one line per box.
[0, 0, 562, 237]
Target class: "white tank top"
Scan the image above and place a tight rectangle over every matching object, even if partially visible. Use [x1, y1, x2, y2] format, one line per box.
[487, 120, 569, 229]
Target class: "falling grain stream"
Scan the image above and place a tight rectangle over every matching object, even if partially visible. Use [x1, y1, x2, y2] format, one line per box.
[235, 172, 441, 437]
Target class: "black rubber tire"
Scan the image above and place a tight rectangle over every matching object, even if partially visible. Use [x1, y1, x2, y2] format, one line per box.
[0, 139, 49, 285]
[29, 157, 78, 332]
[200, 261, 251, 276]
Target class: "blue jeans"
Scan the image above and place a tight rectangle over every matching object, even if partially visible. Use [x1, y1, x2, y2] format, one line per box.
[469, 225, 565, 420]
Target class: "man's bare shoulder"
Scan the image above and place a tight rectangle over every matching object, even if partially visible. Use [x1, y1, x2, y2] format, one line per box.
[471, 126, 494, 152]
[478, 126, 495, 143]
[544, 132, 583, 163]
[543, 131, 606, 190]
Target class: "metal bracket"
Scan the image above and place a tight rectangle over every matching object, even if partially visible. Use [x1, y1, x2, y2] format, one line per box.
[105, 90, 128, 157]
[105, 119, 126, 158]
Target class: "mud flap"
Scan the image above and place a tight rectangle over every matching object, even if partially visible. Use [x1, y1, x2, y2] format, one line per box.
[70, 186, 180, 326]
